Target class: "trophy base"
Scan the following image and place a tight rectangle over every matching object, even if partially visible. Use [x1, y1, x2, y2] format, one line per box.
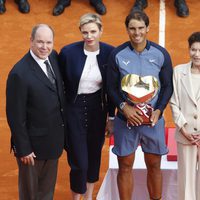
[127, 121, 152, 128]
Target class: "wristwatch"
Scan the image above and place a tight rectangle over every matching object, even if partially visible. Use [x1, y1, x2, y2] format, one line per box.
[119, 102, 127, 110]
[108, 117, 115, 121]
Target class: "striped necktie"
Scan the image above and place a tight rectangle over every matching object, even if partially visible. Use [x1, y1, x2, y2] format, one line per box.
[44, 60, 56, 86]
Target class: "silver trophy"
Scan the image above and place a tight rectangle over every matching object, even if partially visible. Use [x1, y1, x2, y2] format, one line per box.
[121, 74, 159, 125]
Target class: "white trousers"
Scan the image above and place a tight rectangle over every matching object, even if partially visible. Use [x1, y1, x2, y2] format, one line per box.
[177, 142, 200, 200]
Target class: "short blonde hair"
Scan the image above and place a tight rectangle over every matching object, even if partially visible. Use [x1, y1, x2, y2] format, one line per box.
[79, 13, 102, 30]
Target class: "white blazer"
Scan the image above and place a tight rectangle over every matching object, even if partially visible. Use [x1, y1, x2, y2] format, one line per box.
[170, 62, 200, 144]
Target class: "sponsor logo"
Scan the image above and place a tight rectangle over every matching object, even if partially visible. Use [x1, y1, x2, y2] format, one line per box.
[122, 60, 130, 65]
[149, 59, 156, 63]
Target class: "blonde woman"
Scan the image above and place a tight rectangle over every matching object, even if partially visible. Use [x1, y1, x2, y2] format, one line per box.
[59, 13, 115, 200]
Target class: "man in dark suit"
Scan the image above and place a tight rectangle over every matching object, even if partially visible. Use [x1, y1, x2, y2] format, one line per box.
[0, 0, 30, 14]
[53, 0, 106, 16]
[6, 24, 66, 200]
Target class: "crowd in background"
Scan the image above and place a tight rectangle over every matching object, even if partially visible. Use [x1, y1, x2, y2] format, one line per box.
[0, 0, 190, 17]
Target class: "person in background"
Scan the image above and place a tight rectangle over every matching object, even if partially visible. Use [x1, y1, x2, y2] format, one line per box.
[107, 10, 173, 200]
[0, 0, 30, 14]
[131, 0, 189, 17]
[53, 0, 106, 16]
[6, 24, 66, 200]
[59, 13, 115, 200]
[170, 31, 200, 200]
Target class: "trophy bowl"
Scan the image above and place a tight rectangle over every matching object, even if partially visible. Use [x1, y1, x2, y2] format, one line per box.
[121, 74, 159, 125]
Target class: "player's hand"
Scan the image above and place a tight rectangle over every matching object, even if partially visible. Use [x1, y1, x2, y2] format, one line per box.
[123, 104, 143, 126]
[150, 109, 161, 127]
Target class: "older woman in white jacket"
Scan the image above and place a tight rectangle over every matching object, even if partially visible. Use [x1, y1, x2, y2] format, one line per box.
[170, 31, 200, 200]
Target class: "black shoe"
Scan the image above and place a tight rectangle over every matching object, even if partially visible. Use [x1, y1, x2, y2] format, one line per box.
[90, 1, 106, 15]
[131, 0, 148, 11]
[0, 0, 6, 14]
[15, 0, 30, 13]
[174, 0, 189, 17]
[53, 0, 71, 16]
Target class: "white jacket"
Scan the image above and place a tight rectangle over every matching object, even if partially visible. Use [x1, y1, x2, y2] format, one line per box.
[170, 62, 200, 144]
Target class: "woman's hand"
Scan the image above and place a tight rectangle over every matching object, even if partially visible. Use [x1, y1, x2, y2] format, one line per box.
[105, 119, 114, 137]
[191, 134, 200, 147]
[180, 127, 196, 144]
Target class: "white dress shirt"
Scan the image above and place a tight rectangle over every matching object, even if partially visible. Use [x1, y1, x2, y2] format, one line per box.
[78, 49, 102, 94]
[191, 73, 200, 99]
[30, 50, 54, 77]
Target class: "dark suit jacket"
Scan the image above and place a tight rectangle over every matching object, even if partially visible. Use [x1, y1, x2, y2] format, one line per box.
[6, 50, 66, 160]
[59, 41, 115, 117]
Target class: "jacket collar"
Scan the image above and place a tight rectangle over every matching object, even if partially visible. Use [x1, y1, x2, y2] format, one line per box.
[28, 51, 57, 92]
[181, 61, 199, 105]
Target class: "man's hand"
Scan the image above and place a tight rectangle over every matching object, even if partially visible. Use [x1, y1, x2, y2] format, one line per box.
[150, 109, 161, 127]
[122, 104, 143, 126]
[20, 152, 36, 166]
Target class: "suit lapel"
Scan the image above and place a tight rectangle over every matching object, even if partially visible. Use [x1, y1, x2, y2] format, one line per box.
[28, 53, 57, 92]
[181, 63, 197, 105]
[196, 89, 200, 102]
[76, 45, 86, 87]
[49, 54, 59, 80]
[97, 44, 106, 82]
[193, 75, 200, 102]
[49, 52, 63, 94]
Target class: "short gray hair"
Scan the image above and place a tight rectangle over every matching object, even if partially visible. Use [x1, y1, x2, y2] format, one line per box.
[79, 13, 102, 30]
[31, 24, 54, 39]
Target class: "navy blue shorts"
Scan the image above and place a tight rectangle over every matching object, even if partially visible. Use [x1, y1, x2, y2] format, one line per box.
[112, 116, 168, 156]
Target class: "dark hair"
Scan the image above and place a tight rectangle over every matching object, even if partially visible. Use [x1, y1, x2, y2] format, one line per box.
[125, 10, 149, 28]
[31, 24, 54, 40]
[188, 32, 200, 47]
